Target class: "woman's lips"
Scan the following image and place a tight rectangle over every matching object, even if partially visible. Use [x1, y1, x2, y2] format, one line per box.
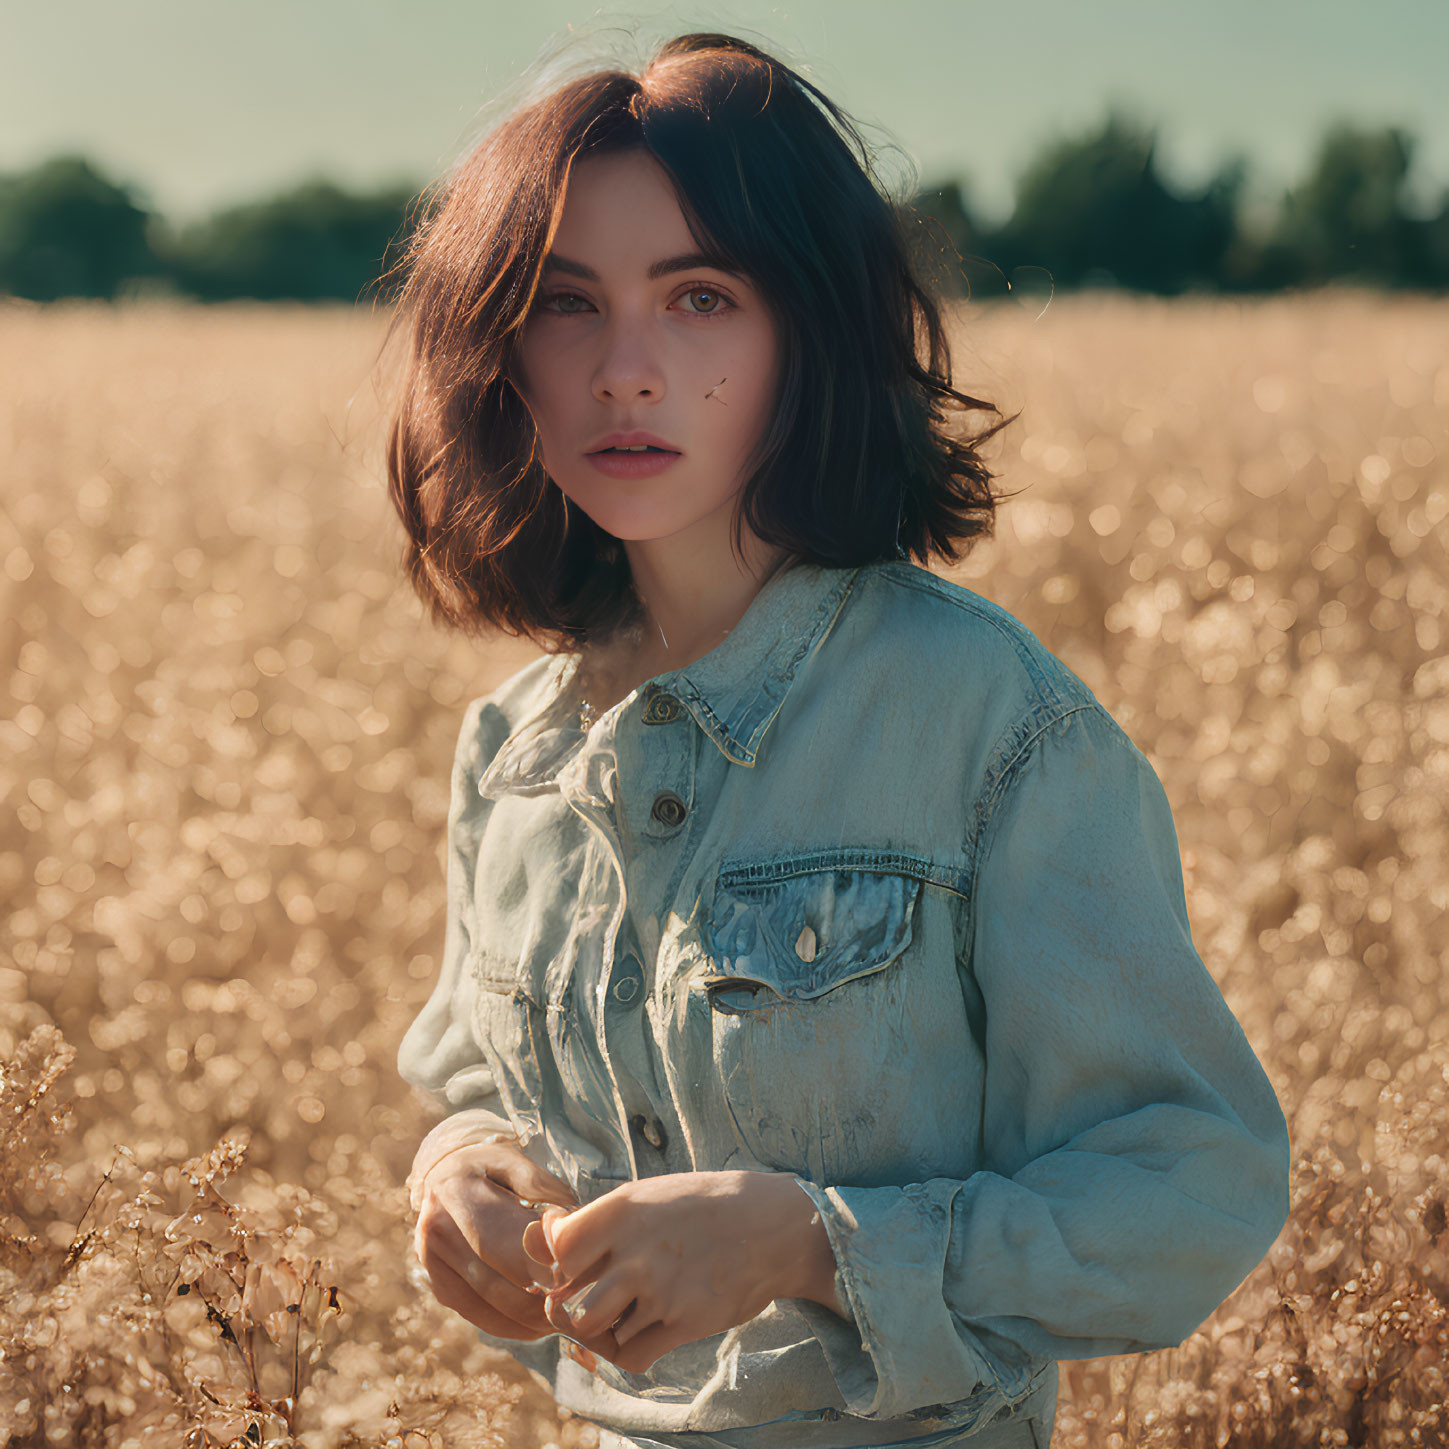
[585, 448, 682, 478]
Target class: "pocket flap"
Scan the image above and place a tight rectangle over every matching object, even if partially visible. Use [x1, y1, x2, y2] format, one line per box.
[701, 868, 920, 1011]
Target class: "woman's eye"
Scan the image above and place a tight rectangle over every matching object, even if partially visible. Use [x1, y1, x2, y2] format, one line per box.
[544, 291, 591, 313]
[679, 287, 732, 316]
[538, 287, 733, 316]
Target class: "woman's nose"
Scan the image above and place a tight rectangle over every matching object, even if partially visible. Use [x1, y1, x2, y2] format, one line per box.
[591, 323, 666, 403]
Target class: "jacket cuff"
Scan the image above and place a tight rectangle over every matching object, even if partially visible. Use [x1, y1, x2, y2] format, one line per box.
[790, 1177, 1006, 1420]
[789, 1175, 853, 1320]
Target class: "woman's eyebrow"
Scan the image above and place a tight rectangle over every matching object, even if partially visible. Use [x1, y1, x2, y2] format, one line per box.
[542, 251, 743, 282]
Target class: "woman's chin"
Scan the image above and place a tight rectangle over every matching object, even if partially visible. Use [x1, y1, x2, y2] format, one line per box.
[558, 484, 744, 549]
[573, 508, 705, 546]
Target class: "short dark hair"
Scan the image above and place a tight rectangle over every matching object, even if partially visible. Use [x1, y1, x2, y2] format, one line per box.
[380, 30, 1018, 650]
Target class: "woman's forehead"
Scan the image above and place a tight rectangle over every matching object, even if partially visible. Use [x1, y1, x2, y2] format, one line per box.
[551, 151, 741, 281]
[557, 150, 682, 232]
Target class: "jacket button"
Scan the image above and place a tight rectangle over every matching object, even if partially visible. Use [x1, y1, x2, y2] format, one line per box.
[611, 954, 645, 1005]
[643, 693, 682, 724]
[631, 1114, 668, 1151]
[650, 791, 688, 828]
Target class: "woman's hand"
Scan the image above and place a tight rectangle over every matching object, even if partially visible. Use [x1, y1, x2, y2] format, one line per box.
[519, 1169, 840, 1374]
[411, 1137, 579, 1342]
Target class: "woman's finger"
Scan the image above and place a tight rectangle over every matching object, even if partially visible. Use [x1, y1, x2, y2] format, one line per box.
[419, 1245, 553, 1341]
[560, 1338, 599, 1372]
[543, 1286, 577, 1336]
[539, 1204, 570, 1258]
[428, 1173, 561, 1295]
[608, 1298, 649, 1349]
[420, 1208, 555, 1328]
[521, 1217, 557, 1276]
[483, 1153, 579, 1211]
[545, 1269, 637, 1341]
[540, 1203, 611, 1286]
[563, 1320, 626, 1369]
[451, 1247, 556, 1327]
[610, 1317, 674, 1372]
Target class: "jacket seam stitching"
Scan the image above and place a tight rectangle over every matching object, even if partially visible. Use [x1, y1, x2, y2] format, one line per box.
[962, 701, 1100, 929]
[717, 847, 971, 899]
[870, 563, 1083, 712]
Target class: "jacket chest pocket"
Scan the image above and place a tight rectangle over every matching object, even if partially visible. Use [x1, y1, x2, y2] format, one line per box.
[703, 867, 920, 1009]
[697, 866, 922, 1178]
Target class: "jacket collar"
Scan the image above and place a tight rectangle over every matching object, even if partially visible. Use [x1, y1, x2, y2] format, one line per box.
[476, 561, 862, 798]
[653, 559, 862, 766]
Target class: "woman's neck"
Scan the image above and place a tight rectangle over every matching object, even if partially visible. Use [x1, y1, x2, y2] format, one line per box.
[578, 531, 793, 716]
[617, 529, 792, 675]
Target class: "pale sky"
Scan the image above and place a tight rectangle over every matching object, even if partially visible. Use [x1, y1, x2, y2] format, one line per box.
[5, 0, 1447, 229]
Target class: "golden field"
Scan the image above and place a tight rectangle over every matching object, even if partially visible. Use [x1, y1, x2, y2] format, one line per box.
[1, 291, 1446, 1448]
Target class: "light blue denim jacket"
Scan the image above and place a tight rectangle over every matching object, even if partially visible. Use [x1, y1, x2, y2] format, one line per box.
[397, 559, 1292, 1447]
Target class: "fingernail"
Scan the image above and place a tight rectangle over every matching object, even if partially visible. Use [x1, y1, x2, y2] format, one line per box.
[563, 1340, 597, 1371]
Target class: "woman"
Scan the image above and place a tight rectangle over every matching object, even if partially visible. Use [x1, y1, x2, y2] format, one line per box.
[386, 30, 1292, 1449]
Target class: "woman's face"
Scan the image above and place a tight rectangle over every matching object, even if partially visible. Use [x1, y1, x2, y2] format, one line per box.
[513, 148, 782, 548]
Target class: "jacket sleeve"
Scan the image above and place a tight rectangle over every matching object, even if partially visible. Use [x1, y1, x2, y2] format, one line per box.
[397, 696, 522, 1213]
[793, 703, 1292, 1419]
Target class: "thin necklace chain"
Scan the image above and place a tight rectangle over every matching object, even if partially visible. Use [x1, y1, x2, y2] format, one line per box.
[573, 561, 793, 729]
[576, 613, 731, 729]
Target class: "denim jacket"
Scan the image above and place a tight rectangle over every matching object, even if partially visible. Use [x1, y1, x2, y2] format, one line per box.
[397, 558, 1292, 1446]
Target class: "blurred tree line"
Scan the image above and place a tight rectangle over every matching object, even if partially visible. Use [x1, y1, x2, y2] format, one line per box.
[2, 110, 1447, 304]
[906, 112, 1449, 301]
